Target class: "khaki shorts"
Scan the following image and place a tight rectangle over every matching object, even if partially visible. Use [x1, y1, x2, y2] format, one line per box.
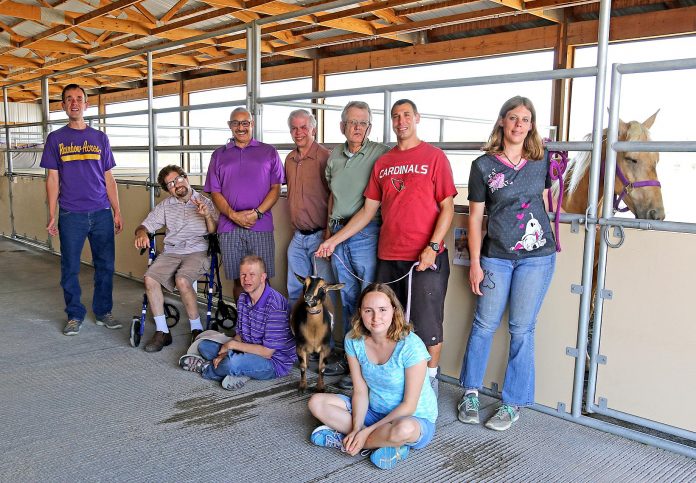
[144, 251, 211, 292]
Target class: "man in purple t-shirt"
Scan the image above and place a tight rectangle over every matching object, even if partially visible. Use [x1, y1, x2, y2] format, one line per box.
[40, 84, 123, 336]
[178, 255, 296, 391]
[204, 107, 285, 302]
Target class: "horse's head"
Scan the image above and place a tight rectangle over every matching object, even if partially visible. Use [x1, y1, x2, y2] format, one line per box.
[614, 110, 665, 220]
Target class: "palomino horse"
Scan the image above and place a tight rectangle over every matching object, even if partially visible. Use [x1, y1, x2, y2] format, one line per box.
[557, 111, 665, 221]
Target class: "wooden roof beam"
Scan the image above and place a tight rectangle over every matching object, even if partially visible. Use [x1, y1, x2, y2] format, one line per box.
[17, 0, 145, 51]
[488, 0, 564, 23]
[160, 0, 190, 23]
[132, 2, 158, 24]
[202, 0, 414, 43]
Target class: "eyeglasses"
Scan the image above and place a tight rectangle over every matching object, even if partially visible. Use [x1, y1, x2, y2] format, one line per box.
[346, 120, 370, 128]
[165, 174, 187, 189]
[229, 120, 251, 128]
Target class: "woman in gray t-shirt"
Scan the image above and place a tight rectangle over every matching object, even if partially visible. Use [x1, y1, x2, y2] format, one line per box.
[456, 96, 557, 432]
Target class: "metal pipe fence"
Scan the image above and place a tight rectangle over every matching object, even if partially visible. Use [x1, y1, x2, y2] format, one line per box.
[1, 0, 695, 457]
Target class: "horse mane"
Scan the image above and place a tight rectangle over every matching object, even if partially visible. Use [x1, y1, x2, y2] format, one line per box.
[565, 132, 595, 196]
[558, 120, 652, 197]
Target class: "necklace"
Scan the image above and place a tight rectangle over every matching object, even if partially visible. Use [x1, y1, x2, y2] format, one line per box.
[502, 152, 522, 166]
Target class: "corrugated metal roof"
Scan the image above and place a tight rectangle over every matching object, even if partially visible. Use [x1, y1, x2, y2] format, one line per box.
[303, 28, 354, 41]
[404, 1, 495, 23]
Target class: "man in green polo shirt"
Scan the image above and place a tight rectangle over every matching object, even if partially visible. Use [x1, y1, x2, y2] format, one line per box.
[323, 100, 390, 388]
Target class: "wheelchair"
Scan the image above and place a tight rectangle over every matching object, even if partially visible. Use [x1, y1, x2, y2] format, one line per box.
[129, 232, 237, 348]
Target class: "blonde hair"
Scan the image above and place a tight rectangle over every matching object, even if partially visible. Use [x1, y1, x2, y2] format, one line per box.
[483, 96, 544, 161]
[347, 283, 411, 341]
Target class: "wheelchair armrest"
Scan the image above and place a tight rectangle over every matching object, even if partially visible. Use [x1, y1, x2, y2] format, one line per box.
[205, 233, 221, 256]
[140, 231, 165, 256]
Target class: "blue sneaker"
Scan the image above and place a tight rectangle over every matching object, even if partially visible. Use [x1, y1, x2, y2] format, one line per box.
[310, 425, 344, 450]
[370, 445, 409, 469]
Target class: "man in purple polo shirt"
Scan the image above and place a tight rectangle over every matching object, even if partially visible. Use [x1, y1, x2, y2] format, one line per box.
[178, 255, 296, 391]
[41, 83, 123, 336]
[204, 107, 285, 302]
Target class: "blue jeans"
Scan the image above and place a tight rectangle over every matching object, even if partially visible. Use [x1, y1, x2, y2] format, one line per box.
[58, 208, 115, 321]
[459, 253, 556, 407]
[286, 230, 335, 309]
[336, 394, 435, 450]
[330, 220, 379, 336]
[198, 340, 276, 382]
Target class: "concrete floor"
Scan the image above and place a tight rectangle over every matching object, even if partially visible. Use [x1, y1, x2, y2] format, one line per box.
[1, 237, 695, 482]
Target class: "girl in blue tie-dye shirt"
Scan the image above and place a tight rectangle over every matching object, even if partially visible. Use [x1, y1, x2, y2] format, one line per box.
[307, 283, 437, 470]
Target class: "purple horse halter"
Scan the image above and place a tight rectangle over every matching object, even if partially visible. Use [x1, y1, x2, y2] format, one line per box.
[610, 159, 662, 213]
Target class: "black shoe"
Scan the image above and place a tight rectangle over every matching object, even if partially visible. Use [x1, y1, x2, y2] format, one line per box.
[144, 331, 172, 352]
[324, 358, 348, 376]
[190, 329, 203, 345]
[337, 375, 353, 390]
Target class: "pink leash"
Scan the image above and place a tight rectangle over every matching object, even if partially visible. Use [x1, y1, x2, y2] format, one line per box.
[546, 148, 568, 253]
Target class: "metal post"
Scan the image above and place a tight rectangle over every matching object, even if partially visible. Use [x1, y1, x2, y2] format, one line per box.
[3, 87, 15, 237]
[246, 21, 262, 141]
[569, 0, 612, 418]
[585, 64, 622, 410]
[41, 77, 52, 249]
[439, 118, 445, 143]
[383, 90, 392, 144]
[147, 51, 156, 210]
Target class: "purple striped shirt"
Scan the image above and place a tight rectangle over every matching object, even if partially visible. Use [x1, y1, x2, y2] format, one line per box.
[237, 284, 296, 377]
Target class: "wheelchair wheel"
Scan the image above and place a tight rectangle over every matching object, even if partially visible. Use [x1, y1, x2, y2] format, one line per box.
[215, 303, 237, 331]
[164, 303, 180, 328]
[130, 317, 142, 348]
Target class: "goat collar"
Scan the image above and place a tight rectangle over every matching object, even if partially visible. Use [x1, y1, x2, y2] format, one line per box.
[306, 307, 322, 315]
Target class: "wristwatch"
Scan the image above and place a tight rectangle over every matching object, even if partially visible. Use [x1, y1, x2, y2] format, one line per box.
[428, 241, 440, 252]
[254, 208, 264, 220]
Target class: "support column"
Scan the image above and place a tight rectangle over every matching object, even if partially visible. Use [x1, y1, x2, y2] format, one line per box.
[570, 0, 613, 419]
[41, 78, 51, 248]
[147, 51, 157, 210]
[312, 59, 326, 143]
[550, 20, 573, 141]
[180, 81, 190, 173]
[3, 87, 15, 237]
[246, 21, 262, 141]
[383, 90, 392, 144]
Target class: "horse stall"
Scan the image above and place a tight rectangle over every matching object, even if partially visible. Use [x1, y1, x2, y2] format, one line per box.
[595, 228, 696, 434]
[1, 0, 695, 468]
[0, 175, 296, 303]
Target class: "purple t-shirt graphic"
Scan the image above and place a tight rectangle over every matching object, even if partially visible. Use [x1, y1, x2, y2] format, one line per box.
[40, 125, 116, 213]
[204, 138, 285, 233]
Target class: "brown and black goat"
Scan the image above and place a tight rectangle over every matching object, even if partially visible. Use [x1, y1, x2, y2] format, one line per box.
[290, 273, 344, 393]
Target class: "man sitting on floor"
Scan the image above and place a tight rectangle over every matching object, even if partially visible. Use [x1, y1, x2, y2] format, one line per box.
[178, 255, 296, 391]
[134, 165, 218, 352]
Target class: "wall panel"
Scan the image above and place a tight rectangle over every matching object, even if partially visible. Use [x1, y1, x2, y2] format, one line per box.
[597, 229, 696, 431]
[440, 215, 584, 411]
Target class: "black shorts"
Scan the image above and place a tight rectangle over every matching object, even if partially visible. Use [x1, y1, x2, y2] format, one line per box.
[376, 249, 450, 346]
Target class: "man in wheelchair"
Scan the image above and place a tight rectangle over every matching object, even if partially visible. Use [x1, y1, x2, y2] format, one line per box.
[134, 165, 218, 352]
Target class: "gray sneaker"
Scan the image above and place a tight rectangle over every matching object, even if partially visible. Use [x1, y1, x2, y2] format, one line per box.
[63, 319, 83, 336]
[485, 404, 519, 431]
[222, 375, 250, 391]
[457, 393, 480, 424]
[179, 354, 208, 374]
[95, 312, 122, 329]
